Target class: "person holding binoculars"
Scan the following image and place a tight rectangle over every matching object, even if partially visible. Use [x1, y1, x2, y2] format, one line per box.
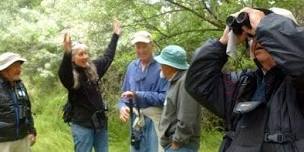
[185, 7, 304, 152]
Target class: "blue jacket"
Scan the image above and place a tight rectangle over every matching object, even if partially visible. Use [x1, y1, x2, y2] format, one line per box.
[118, 58, 168, 152]
[118, 59, 168, 109]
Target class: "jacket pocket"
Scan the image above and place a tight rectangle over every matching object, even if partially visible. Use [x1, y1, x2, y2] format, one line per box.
[294, 139, 304, 152]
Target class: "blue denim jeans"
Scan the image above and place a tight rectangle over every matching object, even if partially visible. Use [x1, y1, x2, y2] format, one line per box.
[71, 123, 108, 152]
[131, 116, 158, 152]
[164, 143, 199, 152]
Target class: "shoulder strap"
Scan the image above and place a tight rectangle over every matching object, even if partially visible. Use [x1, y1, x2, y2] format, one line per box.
[227, 71, 256, 130]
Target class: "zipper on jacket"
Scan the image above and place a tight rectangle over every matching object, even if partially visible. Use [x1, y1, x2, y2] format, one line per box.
[10, 87, 20, 138]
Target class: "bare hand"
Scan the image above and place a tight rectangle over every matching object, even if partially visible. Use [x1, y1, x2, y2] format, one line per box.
[220, 26, 248, 45]
[119, 106, 130, 122]
[63, 33, 72, 53]
[219, 26, 230, 45]
[170, 141, 181, 150]
[28, 134, 36, 146]
[113, 18, 122, 36]
[121, 91, 136, 100]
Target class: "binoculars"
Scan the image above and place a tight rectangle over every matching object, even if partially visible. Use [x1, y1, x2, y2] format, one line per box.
[226, 12, 251, 35]
[131, 128, 142, 150]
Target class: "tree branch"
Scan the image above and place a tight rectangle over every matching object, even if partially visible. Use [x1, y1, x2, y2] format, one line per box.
[143, 9, 183, 21]
[165, 0, 203, 18]
[158, 28, 222, 41]
[130, 1, 168, 37]
[165, 0, 224, 28]
[201, 0, 218, 20]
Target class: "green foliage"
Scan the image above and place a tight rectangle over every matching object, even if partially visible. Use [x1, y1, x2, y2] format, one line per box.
[200, 129, 223, 151]
[31, 91, 73, 152]
[1, 0, 304, 151]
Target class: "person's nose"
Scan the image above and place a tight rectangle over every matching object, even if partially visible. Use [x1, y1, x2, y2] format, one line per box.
[83, 54, 89, 60]
[136, 48, 143, 53]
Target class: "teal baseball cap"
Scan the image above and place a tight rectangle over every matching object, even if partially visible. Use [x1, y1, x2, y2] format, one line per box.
[154, 45, 189, 70]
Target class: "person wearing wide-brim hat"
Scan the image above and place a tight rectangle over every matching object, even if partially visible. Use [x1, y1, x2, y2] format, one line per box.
[0, 52, 36, 152]
[156, 45, 201, 152]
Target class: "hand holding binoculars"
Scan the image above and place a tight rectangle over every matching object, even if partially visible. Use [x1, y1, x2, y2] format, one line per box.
[226, 12, 251, 35]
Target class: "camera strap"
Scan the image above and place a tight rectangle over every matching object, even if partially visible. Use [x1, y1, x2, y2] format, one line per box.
[129, 98, 142, 150]
[129, 98, 134, 123]
[128, 98, 141, 125]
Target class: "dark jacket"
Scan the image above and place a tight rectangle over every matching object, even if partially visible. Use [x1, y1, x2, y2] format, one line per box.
[0, 77, 36, 142]
[58, 33, 119, 128]
[159, 71, 201, 148]
[185, 14, 304, 152]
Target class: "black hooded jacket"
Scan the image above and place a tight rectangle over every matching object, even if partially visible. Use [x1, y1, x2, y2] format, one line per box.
[185, 14, 304, 152]
[58, 33, 119, 128]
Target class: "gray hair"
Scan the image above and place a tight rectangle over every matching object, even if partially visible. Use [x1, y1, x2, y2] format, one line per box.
[71, 42, 98, 89]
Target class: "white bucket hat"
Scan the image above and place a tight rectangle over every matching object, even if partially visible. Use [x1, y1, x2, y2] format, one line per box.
[0, 52, 26, 71]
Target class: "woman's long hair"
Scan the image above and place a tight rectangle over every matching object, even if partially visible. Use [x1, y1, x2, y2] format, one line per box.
[71, 42, 98, 89]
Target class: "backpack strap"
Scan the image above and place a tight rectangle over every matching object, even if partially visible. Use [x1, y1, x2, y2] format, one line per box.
[225, 70, 267, 151]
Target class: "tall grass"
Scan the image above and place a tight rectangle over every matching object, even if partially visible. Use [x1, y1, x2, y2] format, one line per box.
[31, 95, 222, 151]
[28, 81, 221, 152]
[31, 89, 73, 152]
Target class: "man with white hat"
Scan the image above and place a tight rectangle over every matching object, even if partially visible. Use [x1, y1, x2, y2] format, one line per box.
[156, 45, 201, 152]
[118, 31, 168, 152]
[0, 52, 36, 152]
[185, 7, 304, 152]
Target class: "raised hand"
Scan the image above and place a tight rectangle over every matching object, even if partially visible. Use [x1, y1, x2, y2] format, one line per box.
[63, 33, 72, 53]
[219, 26, 230, 45]
[113, 18, 122, 36]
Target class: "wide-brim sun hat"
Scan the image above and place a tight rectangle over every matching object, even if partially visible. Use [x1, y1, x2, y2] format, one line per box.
[154, 45, 189, 70]
[0, 52, 26, 71]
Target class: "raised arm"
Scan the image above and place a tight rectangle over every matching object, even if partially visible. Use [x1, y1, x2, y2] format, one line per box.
[58, 33, 74, 89]
[94, 19, 121, 78]
[185, 39, 229, 118]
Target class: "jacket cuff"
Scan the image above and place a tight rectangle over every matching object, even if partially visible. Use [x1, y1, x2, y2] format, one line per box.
[135, 91, 144, 107]
[113, 33, 120, 40]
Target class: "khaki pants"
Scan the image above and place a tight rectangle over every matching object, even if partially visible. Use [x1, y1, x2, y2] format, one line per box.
[0, 136, 31, 152]
[142, 107, 163, 152]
